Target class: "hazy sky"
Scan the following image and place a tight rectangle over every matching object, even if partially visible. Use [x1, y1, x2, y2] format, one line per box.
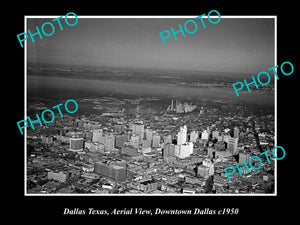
[27, 17, 275, 73]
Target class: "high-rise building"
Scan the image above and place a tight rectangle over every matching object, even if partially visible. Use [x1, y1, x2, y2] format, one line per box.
[94, 162, 126, 182]
[177, 125, 187, 145]
[201, 130, 209, 140]
[228, 137, 238, 155]
[178, 145, 189, 159]
[190, 131, 199, 143]
[174, 145, 181, 158]
[223, 134, 230, 143]
[152, 134, 161, 148]
[115, 124, 125, 134]
[165, 135, 172, 144]
[85, 131, 93, 141]
[163, 143, 176, 160]
[131, 123, 144, 141]
[130, 134, 140, 149]
[92, 129, 103, 143]
[212, 130, 219, 139]
[112, 165, 126, 182]
[167, 99, 174, 111]
[145, 128, 153, 141]
[115, 134, 129, 148]
[234, 127, 239, 139]
[167, 100, 196, 113]
[175, 143, 193, 159]
[188, 142, 194, 155]
[69, 137, 84, 151]
[164, 126, 194, 160]
[102, 134, 115, 152]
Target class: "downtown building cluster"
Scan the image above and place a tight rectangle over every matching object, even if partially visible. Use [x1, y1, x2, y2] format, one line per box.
[26, 99, 275, 194]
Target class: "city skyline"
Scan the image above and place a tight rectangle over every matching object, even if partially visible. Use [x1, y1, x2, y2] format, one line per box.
[26, 96, 276, 196]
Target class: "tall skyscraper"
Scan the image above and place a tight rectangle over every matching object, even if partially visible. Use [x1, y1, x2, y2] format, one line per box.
[228, 137, 238, 155]
[166, 100, 174, 111]
[177, 125, 187, 145]
[234, 127, 239, 139]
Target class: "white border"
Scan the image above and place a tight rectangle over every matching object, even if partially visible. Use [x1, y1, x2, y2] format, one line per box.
[24, 15, 277, 196]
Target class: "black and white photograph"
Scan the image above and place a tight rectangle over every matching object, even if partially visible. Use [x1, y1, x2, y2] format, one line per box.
[24, 15, 276, 195]
[14, 4, 298, 222]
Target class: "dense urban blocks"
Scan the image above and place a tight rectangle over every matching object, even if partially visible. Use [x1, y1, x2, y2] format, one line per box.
[17, 99, 78, 135]
[224, 146, 286, 182]
[17, 12, 78, 48]
[232, 61, 294, 97]
[159, 10, 221, 45]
